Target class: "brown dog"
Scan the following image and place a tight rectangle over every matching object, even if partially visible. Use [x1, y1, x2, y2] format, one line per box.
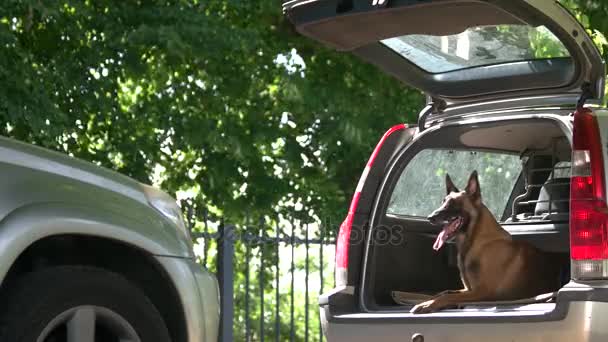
[410, 171, 561, 314]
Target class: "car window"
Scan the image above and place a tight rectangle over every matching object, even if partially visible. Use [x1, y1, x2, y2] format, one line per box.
[381, 25, 569, 73]
[387, 149, 521, 220]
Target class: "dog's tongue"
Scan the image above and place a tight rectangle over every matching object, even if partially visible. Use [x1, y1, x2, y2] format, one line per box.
[433, 229, 448, 251]
[433, 219, 459, 251]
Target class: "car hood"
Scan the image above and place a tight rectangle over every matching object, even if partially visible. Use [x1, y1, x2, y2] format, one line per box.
[0, 135, 149, 205]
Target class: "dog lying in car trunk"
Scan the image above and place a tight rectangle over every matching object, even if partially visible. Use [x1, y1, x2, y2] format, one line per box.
[410, 171, 563, 314]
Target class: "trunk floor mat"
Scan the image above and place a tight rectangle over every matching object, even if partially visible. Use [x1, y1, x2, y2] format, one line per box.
[392, 291, 557, 307]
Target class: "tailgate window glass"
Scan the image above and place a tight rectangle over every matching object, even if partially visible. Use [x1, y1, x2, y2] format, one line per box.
[387, 149, 521, 219]
[381, 25, 569, 73]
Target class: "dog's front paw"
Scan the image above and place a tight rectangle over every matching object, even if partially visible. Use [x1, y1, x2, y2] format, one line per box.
[410, 300, 439, 314]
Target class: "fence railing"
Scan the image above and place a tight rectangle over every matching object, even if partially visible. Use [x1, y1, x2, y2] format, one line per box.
[182, 202, 337, 342]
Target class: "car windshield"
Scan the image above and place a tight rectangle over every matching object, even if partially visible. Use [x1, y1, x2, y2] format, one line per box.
[381, 24, 570, 73]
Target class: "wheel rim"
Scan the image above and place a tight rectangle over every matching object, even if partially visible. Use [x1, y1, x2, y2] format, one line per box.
[37, 305, 141, 342]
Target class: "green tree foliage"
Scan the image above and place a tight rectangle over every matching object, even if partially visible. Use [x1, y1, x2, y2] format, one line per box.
[553, 1, 608, 105]
[561, 0, 608, 65]
[0, 1, 605, 225]
[0, 0, 423, 227]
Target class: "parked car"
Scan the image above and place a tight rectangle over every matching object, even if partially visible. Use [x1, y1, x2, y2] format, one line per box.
[285, 0, 608, 341]
[0, 136, 219, 341]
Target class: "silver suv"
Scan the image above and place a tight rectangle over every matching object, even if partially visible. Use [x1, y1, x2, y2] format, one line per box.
[285, 0, 608, 341]
[0, 137, 219, 341]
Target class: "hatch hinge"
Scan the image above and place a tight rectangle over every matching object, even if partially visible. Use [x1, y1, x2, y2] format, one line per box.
[576, 82, 593, 110]
[418, 97, 447, 132]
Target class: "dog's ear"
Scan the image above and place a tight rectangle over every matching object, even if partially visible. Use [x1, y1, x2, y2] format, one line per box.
[465, 170, 481, 202]
[445, 173, 459, 194]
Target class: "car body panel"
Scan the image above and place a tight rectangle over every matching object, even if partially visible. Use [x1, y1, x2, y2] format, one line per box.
[0, 202, 193, 287]
[0, 136, 193, 261]
[0, 136, 147, 205]
[336, 125, 416, 288]
[422, 95, 585, 126]
[156, 256, 220, 342]
[591, 109, 608, 196]
[322, 282, 608, 341]
[320, 300, 608, 341]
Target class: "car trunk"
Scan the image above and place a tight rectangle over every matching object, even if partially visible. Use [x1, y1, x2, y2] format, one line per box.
[361, 115, 572, 312]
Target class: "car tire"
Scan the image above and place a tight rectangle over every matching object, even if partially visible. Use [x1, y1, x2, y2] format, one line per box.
[0, 265, 172, 342]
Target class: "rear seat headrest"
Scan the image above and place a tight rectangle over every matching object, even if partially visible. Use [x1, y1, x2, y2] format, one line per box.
[534, 178, 570, 216]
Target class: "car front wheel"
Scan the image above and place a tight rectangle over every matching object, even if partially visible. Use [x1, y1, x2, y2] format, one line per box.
[0, 266, 172, 342]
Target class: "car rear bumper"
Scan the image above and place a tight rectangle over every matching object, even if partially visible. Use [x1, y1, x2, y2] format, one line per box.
[156, 256, 220, 342]
[321, 301, 608, 341]
[320, 283, 608, 341]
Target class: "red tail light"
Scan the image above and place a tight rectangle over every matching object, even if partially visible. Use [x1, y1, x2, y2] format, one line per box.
[335, 124, 407, 286]
[570, 108, 608, 279]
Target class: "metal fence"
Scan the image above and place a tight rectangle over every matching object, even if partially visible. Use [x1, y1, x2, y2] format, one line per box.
[182, 201, 337, 342]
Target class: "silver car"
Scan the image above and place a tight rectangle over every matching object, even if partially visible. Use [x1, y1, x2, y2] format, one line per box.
[285, 0, 608, 341]
[0, 136, 219, 341]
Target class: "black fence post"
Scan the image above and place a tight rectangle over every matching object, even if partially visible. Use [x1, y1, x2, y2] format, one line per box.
[218, 223, 235, 342]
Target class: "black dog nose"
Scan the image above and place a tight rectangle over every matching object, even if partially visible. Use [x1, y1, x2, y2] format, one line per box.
[427, 213, 440, 225]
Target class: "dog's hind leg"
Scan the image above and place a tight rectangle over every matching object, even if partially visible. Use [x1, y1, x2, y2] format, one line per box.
[410, 288, 490, 314]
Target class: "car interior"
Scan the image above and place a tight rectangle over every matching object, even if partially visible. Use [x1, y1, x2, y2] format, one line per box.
[362, 117, 572, 311]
